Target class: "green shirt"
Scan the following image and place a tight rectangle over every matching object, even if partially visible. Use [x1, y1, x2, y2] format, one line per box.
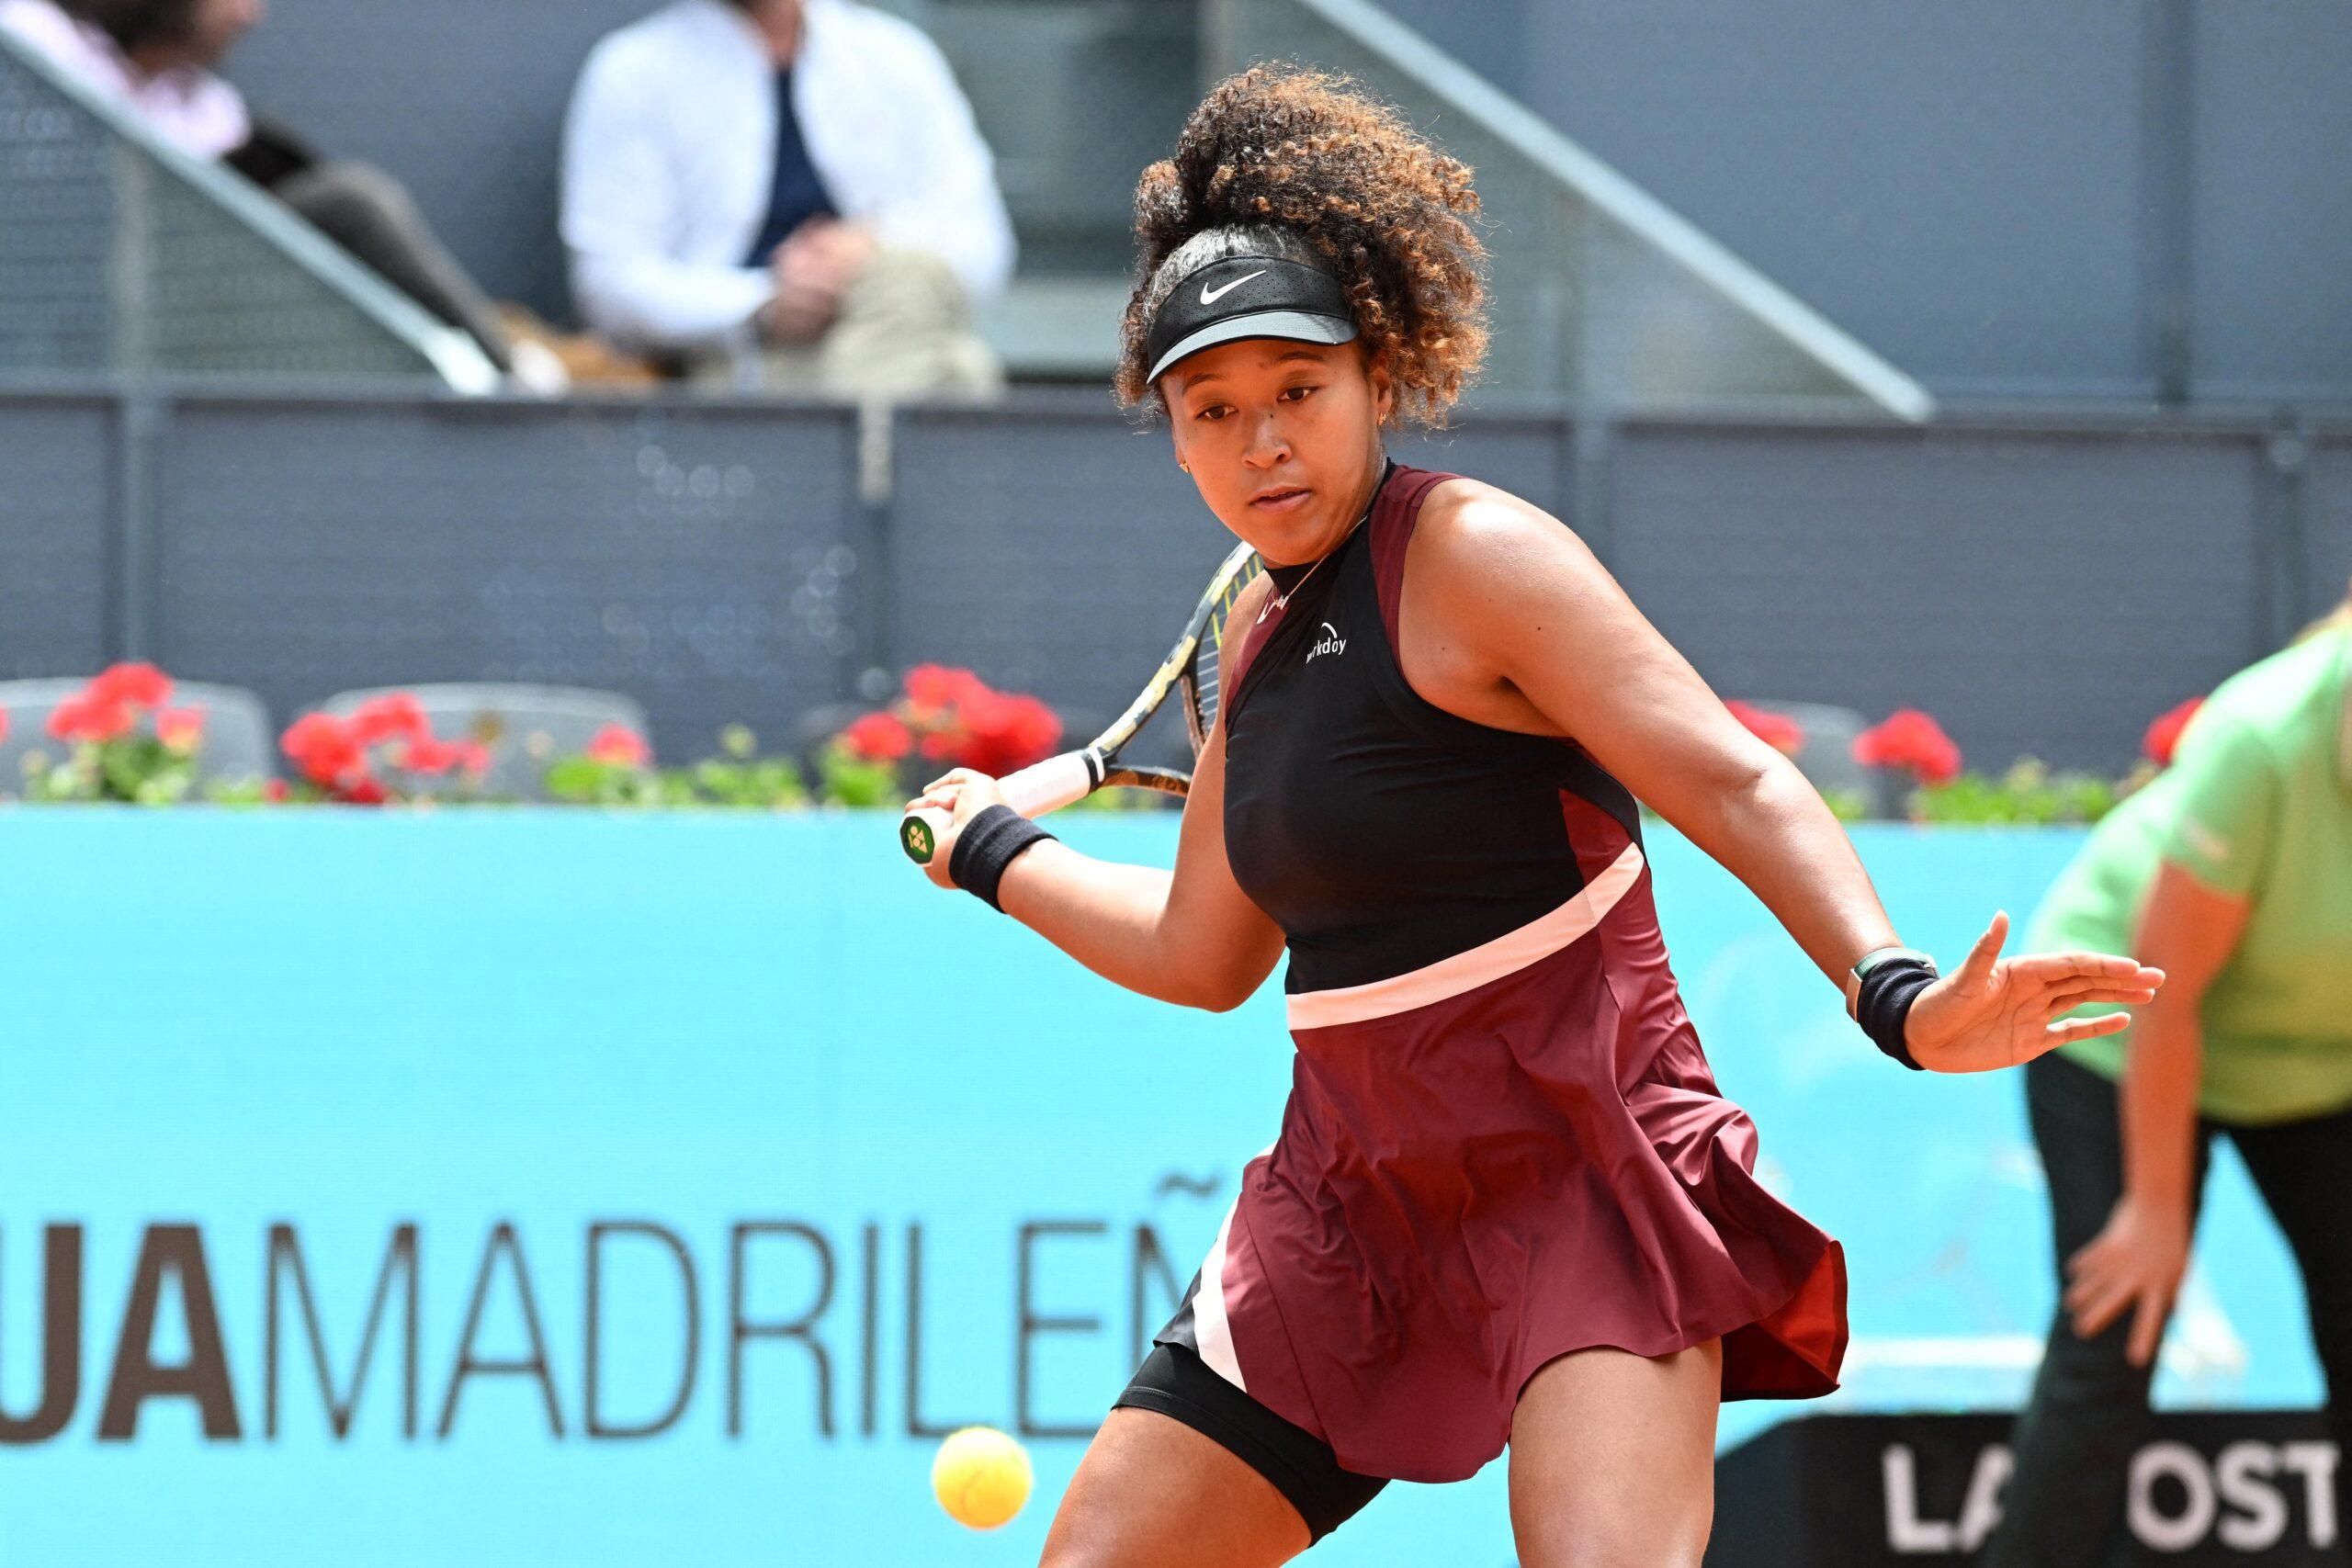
[2029, 626, 2352, 1124]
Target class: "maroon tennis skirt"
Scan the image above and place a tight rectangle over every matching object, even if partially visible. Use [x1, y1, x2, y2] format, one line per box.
[1160, 830, 1848, 1483]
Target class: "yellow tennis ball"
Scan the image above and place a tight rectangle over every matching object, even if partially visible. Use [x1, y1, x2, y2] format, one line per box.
[932, 1425, 1033, 1530]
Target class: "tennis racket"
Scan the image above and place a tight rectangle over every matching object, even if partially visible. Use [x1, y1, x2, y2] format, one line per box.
[899, 538, 1263, 863]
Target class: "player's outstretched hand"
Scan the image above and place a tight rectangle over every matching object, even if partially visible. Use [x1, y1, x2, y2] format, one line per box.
[903, 768, 1008, 890]
[1902, 911, 2165, 1074]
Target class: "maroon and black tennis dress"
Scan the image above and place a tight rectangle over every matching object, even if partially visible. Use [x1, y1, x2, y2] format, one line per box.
[1137, 461, 1847, 1493]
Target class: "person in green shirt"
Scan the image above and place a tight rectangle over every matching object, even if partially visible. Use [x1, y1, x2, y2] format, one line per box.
[1985, 592, 2352, 1567]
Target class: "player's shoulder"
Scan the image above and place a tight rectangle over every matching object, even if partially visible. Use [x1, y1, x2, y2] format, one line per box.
[1408, 472, 1593, 597]
[1415, 471, 1575, 541]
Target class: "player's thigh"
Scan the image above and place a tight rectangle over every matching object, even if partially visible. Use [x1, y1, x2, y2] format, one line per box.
[1039, 1405, 1312, 1568]
[1506, 1338, 1723, 1568]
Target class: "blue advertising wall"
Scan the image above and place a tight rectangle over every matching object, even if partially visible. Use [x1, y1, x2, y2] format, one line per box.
[0, 814, 2320, 1566]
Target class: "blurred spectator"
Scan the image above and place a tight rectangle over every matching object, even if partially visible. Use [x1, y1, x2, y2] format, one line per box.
[1984, 586, 2352, 1565]
[562, 0, 1013, 397]
[0, 0, 560, 387]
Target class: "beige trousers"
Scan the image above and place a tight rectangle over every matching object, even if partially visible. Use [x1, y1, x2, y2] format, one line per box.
[695, 247, 1003, 398]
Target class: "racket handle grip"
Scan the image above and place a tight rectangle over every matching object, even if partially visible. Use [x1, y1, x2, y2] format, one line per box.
[898, 750, 1099, 864]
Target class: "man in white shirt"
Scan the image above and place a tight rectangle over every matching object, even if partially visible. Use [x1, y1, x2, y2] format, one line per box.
[562, 0, 1014, 396]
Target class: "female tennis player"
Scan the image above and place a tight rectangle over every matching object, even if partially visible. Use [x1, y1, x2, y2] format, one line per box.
[905, 66, 2166, 1567]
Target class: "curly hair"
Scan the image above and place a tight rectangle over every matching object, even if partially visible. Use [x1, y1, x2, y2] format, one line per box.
[1115, 65, 1488, 426]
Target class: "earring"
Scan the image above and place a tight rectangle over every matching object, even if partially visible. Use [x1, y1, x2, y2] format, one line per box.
[1180, 462, 1190, 473]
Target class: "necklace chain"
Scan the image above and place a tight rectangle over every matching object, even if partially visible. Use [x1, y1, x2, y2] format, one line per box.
[1257, 541, 1340, 625]
[1254, 479, 1382, 626]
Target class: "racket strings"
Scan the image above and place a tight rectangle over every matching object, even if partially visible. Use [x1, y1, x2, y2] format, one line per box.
[1188, 556, 1261, 744]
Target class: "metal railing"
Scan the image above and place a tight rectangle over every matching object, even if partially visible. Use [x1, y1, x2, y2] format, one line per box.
[1204, 0, 1935, 419]
[0, 29, 493, 389]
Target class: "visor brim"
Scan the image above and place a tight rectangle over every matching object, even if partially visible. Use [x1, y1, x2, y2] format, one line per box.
[1146, 310, 1359, 386]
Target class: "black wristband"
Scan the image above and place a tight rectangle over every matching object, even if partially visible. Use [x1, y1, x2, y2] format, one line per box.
[947, 804, 1056, 911]
[1855, 959, 1935, 1069]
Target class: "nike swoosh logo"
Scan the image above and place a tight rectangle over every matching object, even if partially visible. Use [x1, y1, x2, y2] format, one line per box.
[1201, 270, 1266, 306]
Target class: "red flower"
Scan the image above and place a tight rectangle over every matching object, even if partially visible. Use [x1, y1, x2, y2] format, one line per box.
[1007, 694, 1063, 761]
[263, 778, 290, 803]
[1726, 700, 1805, 757]
[156, 707, 206, 750]
[395, 735, 461, 775]
[451, 741, 492, 775]
[348, 693, 432, 748]
[343, 773, 391, 807]
[903, 664, 988, 716]
[282, 713, 366, 788]
[840, 711, 913, 761]
[87, 661, 173, 710]
[44, 698, 84, 742]
[2143, 696, 2203, 768]
[953, 690, 1063, 777]
[585, 723, 651, 768]
[919, 730, 956, 761]
[47, 695, 135, 744]
[1852, 708, 1962, 785]
[0, 707, 8, 745]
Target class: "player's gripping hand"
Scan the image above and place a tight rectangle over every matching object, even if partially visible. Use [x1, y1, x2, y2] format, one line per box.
[1902, 911, 2166, 1073]
[902, 768, 1009, 890]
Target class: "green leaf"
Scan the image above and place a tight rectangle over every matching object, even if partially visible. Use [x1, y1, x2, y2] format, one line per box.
[816, 743, 896, 808]
[1820, 788, 1871, 823]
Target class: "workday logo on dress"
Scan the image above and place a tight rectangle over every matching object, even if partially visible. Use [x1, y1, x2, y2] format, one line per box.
[1306, 623, 1347, 662]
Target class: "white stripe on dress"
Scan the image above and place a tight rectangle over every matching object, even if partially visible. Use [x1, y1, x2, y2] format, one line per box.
[1191, 1199, 1247, 1392]
[1285, 840, 1646, 1031]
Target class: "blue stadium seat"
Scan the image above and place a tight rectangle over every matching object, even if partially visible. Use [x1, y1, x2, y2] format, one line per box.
[0, 677, 274, 795]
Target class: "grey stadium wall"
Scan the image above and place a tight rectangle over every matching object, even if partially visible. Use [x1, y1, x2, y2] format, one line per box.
[2, 386, 2345, 777]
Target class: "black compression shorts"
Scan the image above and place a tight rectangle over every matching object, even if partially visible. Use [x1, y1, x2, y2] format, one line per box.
[1111, 1342, 1387, 1541]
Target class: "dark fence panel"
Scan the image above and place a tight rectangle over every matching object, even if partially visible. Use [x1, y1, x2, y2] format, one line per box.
[1609, 423, 2269, 773]
[0, 393, 112, 680]
[883, 404, 1577, 762]
[152, 397, 863, 757]
[885, 404, 1231, 761]
[6, 387, 2328, 779]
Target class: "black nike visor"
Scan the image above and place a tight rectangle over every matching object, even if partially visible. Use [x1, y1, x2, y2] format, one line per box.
[1144, 254, 1360, 386]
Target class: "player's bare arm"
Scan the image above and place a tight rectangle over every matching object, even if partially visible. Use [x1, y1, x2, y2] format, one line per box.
[1405, 481, 2165, 1073]
[905, 573, 1285, 1010]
